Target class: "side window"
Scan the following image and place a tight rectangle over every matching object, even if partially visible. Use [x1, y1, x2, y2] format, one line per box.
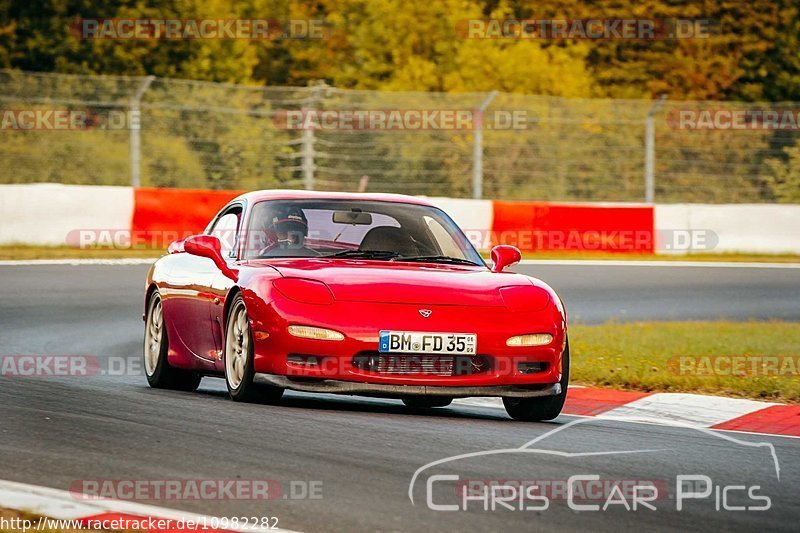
[209, 207, 242, 258]
[425, 216, 464, 258]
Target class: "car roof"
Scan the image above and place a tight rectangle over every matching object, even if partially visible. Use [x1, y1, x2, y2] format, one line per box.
[231, 189, 436, 207]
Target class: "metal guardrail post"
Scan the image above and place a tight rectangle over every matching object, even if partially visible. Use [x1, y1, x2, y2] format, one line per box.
[645, 95, 667, 203]
[302, 129, 315, 190]
[130, 75, 155, 188]
[472, 91, 498, 199]
[302, 83, 326, 191]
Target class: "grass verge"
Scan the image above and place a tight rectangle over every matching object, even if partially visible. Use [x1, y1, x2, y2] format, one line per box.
[0, 245, 164, 260]
[2, 245, 799, 263]
[570, 321, 800, 403]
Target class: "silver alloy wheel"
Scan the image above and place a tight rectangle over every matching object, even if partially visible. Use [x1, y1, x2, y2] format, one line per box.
[144, 296, 163, 377]
[226, 301, 250, 390]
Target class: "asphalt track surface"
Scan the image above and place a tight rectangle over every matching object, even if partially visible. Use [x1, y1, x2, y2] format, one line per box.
[1, 263, 798, 532]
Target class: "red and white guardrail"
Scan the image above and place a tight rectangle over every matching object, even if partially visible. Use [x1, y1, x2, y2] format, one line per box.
[0, 184, 798, 254]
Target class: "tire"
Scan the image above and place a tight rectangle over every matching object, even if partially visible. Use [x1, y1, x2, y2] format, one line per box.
[224, 294, 284, 404]
[402, 397, 453, 409]
[503, 337, 570, 422]
[143, 292, 202, 392]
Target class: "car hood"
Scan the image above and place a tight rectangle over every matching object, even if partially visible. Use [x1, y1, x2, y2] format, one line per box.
[249, 258, 537, 306]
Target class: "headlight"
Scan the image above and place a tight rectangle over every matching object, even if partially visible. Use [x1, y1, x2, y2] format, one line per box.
[506, 333, 553, 347]
[499, 285, 550, 311]
[273, 278, 335, 305]
[288, 325, 344, 341]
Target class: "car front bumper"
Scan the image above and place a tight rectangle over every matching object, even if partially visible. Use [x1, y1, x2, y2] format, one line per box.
[255, 373, 562, 398]
[246, 295, 567, 388]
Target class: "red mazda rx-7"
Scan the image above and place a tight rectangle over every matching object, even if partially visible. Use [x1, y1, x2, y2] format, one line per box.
[143, 190, 568, 421]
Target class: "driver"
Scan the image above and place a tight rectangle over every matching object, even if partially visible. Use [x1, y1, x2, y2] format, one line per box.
[258, 205, 318, 257]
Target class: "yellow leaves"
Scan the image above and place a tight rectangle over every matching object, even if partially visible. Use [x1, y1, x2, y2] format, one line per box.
[581, 121, 604, 133]
[443, 40, 595, 96]
[305, 0, 598, 96]
[383, 57, 441, 91]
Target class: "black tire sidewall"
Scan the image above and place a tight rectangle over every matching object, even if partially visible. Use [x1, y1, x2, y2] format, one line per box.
[503, 336, 570, 421]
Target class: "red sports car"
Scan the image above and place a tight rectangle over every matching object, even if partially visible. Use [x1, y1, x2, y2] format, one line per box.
[143, 190, 568, 421]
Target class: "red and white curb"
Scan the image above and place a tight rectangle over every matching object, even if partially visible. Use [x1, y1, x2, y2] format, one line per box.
[0, 480, 297, 532]
[454, 387, 800, 438]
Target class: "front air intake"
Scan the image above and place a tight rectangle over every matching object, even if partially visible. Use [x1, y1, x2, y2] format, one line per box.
[352, 353, 492, 376]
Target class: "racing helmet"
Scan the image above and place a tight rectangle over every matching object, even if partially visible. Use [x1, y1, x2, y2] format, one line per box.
[264, 204, 308, 247]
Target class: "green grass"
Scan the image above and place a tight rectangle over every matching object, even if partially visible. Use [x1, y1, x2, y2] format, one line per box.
[570, 321, 800, 403]
[0, 245, 165, 260]
[3, 245, 799, 263]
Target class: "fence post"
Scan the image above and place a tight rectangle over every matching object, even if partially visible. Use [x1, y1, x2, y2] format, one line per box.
[302, 126, 315, 191]
[130, 75, 155, 188]
[302, 83, 326, 190]
[645, 95, 666, 203]
[472, 91, 498, 199]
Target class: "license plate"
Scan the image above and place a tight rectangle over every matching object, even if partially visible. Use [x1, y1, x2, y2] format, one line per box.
[379, 331, 477, 355]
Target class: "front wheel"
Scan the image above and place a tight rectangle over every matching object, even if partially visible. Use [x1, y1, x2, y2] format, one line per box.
[143, 292, 202, 391]
[503, 338, 570, 421]
[402, 397, 453, 409]
[224, 294, 283, 404]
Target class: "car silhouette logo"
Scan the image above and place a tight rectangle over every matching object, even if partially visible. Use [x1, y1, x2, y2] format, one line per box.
[418, 309, 432, 318]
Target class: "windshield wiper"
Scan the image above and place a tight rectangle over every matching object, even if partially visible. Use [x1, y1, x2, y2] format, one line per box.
[396, 255, 481, 266]
[325, 249, 401, 260]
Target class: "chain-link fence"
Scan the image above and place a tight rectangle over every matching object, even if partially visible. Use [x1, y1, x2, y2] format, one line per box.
[1, 69, 798, 203]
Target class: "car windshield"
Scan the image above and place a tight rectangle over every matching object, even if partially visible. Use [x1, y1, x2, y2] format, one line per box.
[243, 199, 484, 266]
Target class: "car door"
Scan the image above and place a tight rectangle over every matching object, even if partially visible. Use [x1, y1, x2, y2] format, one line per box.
[206, 204, 245, 364]
[163, 204, 243, 365]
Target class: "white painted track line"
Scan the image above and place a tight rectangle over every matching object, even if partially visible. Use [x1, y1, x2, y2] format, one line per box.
[0, 479, 299, 532]
[600, 393, 777, 427]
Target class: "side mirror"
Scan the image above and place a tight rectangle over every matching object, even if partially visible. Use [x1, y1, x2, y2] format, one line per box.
[184, 235, 239, 282]
[167, 239, 184, 254]
[490, 245, 522, 273]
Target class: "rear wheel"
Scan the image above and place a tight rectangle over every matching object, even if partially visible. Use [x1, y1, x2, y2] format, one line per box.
[224, 294, 283, 404]
[503, 338, 570, 421]
[402, 397, 453, 409]
[143, 292, 202, 391]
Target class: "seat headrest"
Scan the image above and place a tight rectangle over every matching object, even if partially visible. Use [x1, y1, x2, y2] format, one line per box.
[360, 226, 418, 256]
